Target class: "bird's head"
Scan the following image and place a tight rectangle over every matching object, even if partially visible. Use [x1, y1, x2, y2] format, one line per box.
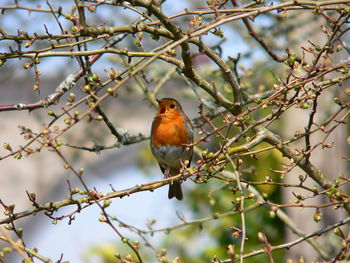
[156, 98, 182, 117]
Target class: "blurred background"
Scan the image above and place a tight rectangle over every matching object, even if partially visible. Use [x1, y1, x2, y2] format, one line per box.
[0, 0, 349, 262]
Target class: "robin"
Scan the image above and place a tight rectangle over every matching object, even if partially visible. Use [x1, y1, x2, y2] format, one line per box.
[150, 98, 194, 200]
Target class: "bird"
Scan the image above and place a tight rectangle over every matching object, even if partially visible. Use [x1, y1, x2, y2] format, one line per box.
[150, 98, 194, 200]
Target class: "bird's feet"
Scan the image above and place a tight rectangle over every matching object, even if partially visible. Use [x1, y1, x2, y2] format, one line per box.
[164, 169, 175, 184]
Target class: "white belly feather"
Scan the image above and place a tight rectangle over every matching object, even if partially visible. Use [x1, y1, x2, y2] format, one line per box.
[151, 145, 192, 171]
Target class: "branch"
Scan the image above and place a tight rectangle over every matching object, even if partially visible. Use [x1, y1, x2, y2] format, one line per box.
[191, 38, 243, 110]
[0, 175, 188, 225]
[231, 0, 288, 62]
[0, 74, 76, 112]
[0, 19, 144, 113]
[0, 48, 172, 60]
[0, 131, 274, 226]
[221, 171, 330, 260]
[220, 216, 350, 262]
[0, 229, 53, 263]
[258, 126, 350, 213]
[138, 204, 259, 234]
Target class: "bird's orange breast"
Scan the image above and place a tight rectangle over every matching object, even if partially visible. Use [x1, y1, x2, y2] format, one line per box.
[151, 115, 190, 147]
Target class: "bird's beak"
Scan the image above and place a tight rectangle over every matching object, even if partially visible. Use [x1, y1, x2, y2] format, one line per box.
[156, 99, 166, 114]
[159, 104, 166, 114]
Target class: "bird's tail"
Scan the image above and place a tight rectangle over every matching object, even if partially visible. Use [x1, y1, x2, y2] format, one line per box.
[168, 181, 183, 200]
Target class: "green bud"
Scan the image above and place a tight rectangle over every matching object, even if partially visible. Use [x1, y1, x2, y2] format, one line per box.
[3, 224, 12, 230]
[103, 199, 112, 208]
[269, 210, 276, 218]
[17, 228, 23, 236]
[313, 210, 322, 223]
[107, 88, 114, 95]
[83, 85, 91, 93]
[64, 118, 72, 125]
[334, 227, 344, 237]
[257, 232, 265, 242]
[3, 143, 12, 152]
[262, 192, 268, 201]
[207, 152, 214, 158]
[88, 74, 99, 82]
[301, 102, 310, 109]
[87, 6, 96, 12]
[47, 110, 56, 117]
[334, 97, 342, 106]
[69, 92, 76, 101]
[23, 63, 32, 69]
[71, 188, 80, 194]
[98, 216, 107, 222]
[14, 153, 22, 160]
[133, 240, 140, 249]
[202, 149, 208, 158]
[71, 26, 79, 32]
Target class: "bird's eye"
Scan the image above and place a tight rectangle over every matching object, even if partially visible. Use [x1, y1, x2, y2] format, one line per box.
[170, 103, 176, 109]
